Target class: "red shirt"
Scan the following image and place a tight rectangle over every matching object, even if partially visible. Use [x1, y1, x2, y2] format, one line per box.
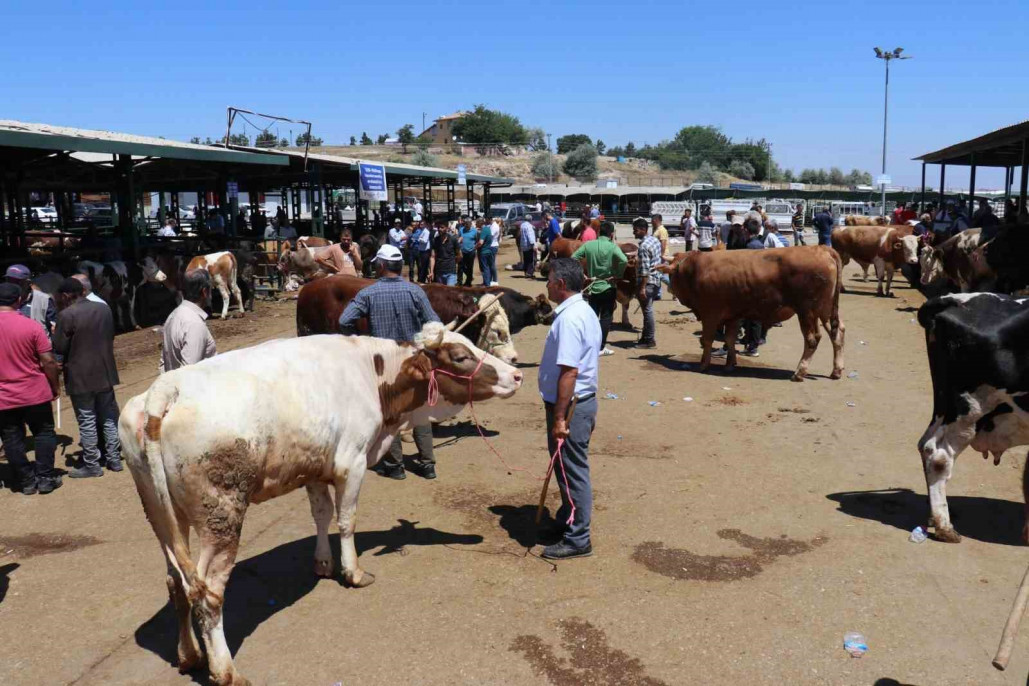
[0, 311, 53, 411]
[580, 227, 597, 242]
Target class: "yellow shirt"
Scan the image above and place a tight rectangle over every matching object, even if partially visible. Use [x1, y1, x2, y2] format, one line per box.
[654, 225, 670, 257]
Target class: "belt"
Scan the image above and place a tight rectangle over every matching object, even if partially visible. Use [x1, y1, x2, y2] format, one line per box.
[545, 393, 595, 408]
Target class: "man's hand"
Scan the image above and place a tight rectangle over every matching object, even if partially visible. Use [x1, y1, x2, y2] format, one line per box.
[552, 418, 570, 442]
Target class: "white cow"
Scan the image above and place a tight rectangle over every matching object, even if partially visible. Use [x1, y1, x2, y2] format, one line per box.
[119, 322, 522, 685]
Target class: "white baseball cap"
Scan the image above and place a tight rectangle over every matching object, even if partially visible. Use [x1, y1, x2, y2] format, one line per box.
[375, 244, 403, 262]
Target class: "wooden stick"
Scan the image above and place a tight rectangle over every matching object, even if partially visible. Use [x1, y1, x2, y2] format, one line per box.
[993, 561, 1029, 670]
[534, 396, 579, 528]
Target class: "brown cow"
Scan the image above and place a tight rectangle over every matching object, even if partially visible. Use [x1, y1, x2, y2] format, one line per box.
[830, 224, 919, 296]
[185, 251, 244, 319]
[296, 235, 332, 249]
[658, 246, 845, 381]
[844, 215, 890, 226]
[919, 228, 986, 292]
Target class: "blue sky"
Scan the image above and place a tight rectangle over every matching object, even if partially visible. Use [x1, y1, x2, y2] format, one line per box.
[1, 0, 1026, 188]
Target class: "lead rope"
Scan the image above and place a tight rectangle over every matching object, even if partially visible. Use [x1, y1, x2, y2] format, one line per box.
[428, 356, 577, 526]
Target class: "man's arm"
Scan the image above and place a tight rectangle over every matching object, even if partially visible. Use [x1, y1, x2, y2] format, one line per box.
[351, 244, 363, 273]
[612, 246, 628, 277]
[552, 365, 578, 441]
[38, 350, 60, 397]
[313, 252, 340, 274]
[414, 287, 441, 325]
[571, 244, 586, 260]
[180, 323, 215, 365]
[51, 311, 72, 358]
[338, 291, 370, 335]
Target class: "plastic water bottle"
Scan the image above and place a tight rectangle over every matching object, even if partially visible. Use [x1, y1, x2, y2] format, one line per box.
[843, 632, 867, 657]
[909, 526, 927, 543]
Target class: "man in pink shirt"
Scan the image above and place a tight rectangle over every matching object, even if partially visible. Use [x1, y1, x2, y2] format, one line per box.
[0, 283, 62, 495]
[579, 219, 599, 242]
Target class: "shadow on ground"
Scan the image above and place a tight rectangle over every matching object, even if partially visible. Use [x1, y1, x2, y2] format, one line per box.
[135, 519, 483, 669]
[826, 488, 1025, 546]
[0, 563, 18, 605]
[634, 353, 820, 382]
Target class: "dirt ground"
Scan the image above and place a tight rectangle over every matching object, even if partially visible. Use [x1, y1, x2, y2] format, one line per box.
[2, 243, 1028, 686]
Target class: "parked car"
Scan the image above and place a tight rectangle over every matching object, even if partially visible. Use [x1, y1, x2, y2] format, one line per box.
[72, 203, 93, 222]
[503, 211, 547, 238]
[26, 206, 58, 224]
[488, 203, 531, 226]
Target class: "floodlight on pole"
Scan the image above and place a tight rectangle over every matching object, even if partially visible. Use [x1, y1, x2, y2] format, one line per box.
[873, 47, 912, 216]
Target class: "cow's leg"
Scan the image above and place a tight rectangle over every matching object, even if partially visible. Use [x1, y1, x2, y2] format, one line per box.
[165, 513, 204, 673]
[698, 318, 719, 372]
[792, 313, 821, 382]
[306, 482, 335, 578]
[884, 264, 896, 296]
[230, 278, 245, 317]
[917, 417, 972, 543]
[724, 319, 740, 372]
[335, 462, 374, 588]
[618, 294, 631, 328]
[213, 274, 231, 319]
[823, 316, 845, 380]
[873, 257, 886, 296]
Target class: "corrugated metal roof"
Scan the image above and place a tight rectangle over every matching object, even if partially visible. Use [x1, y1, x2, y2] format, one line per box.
[0, 120, 287, 166]
[498, 184, 692, 198]
[915, 119, 1029, 166]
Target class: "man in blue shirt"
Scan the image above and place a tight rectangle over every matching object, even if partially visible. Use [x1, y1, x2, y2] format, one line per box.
[457, 216, 478, 287]
[812, 207, 834, 247]
[477, 219, 496, 286]
[544, 210, 562, 249]
[339, 244, 441, 480]
[537, 258, 601, 560]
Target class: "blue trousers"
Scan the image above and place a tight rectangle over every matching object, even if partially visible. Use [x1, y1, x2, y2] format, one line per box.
[545, 396, 597, 548]
[479, 250, 497, 285]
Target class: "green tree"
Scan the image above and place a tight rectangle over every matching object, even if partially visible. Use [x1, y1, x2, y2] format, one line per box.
[672, 125, 732, 168]
[531, 152, 559, 180]
[349, 135, 357, 146]
[227, 133, 250, 146]
[595, 140, 606, 155]
[624, 141, 636, 156]
[255, 131, 277, 148]
[416, 134, 432, 151]
[728, 139, 772, 181]
[782, 169, 795, 183]
[526, 127, 547, 152]
[397, 124, 415, 152]
[562, 143, 598, 180]
[451, 104, 529, 154]
[411, 149, 439, 167]
[606, 145, 624, 157]
[296, 132, 323, 146]
[376, 133, 388, 144]
[828, 167, 846, 186]
[728, 159, 755, 180]
[189, 136, 201, 144]
[279, 138, 289, 147]
[360, 132, 373, 145]
[556, 134, 592, 154]
[799, 168, 818, 184]
[695, 161, 718, 185]
[813, 169, 828, 185]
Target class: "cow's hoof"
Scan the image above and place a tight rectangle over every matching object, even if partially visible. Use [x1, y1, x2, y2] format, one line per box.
[177, 649, 206, 674]
[830, 369, 843, 380]
[790, 373, 806, 382]
[933, 527, 961, 543]
[313, 559, 333, 578]
[344, 569, 375, 588]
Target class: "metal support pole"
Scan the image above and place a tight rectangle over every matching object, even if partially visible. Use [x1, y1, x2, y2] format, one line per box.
[880, 57, 889, 217]
[1019, 138, 1029, 220]
[938, 164, 946, 209]
[968, 153, 976, 209]
[483, 182, 491, 215]
[466, 182, 473, 216]
[919, 163, 926, 213]
[447, 179, 455, 220]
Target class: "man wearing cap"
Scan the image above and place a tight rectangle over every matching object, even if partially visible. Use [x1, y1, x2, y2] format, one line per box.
[338, 244, 442, 480]
[0, 282, 62, 495]
[52, 277, 122, 477]
[6, 264, 56, 340]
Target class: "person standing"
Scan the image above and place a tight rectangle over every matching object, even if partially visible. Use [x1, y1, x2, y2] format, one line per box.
[718, 210, 737, 247]
[763, 219, 787, 248]
[579, 219, 598, 242]
[275, 205, 288, 230]
[72, 274, 108, 307]
[338, 245, 441, 480]
[633, 217, 662, 349]
[315, 228, 363, 277]
[477, 218, 497, 286]
[161, 270, 217, 373]
[157, 218, 178, 237]
[792, 203, 806, 246]
[458, 217, 478, 287]
[695, 210, 715, 252]
[572, 222, 627, 357]
[519, 215, 538, 279]
[812, 206, 834, 246]
[537, 257, 601, 560]
[741, 219, 766, 357]
[6, 264, 56, 340]
[52, 278, 122, 477]
[544, 210, 562, 250]
[429, 221, 458, 286]
[679, 208, 697, 251]
[410, 221, 433, 283]
[0, 283, 62, 495]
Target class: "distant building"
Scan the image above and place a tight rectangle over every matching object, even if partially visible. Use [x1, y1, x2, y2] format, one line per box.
[419, 111, 469, 146]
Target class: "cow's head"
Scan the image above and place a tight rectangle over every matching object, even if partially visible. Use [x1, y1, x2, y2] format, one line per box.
[897, 234, 920, 265]
[140, 256, 166, 283]
[920, 247, 946, 285]
[474, 294, 518, 364]
[532, 293, 555, 325]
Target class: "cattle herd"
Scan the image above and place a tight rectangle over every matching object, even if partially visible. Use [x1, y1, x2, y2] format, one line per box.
[11, 217, 1029, 683]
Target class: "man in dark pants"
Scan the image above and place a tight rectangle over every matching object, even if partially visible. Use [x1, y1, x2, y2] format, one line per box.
[633, 218, 662, 349]
[538, 258, 601, 560]
[813, 207, 834, 247]
[0, 283, 62, 495]
[53, 278, 122, 477]
[741, 219, 766, 356]
[429, 221, 458, 286]
[457, 216, 478, 287]
[573, 222, 627, 357]
[339, 245, 441, 480]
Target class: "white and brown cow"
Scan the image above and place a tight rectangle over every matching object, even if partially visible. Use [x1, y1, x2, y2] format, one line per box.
[919, 228, 986, 292]
[185, 251, 244, 319]
[917, 293, 1029, 543]
[831, 224, 920, 296]
[119, 322, 522, 685]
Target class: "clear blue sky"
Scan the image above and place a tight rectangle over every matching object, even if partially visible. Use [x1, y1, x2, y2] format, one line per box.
[2, 0, 1026, 188]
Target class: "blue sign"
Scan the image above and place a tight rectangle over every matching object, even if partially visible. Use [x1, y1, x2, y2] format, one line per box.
[359, 162, 388, 201]
[457, 164, 467, 186]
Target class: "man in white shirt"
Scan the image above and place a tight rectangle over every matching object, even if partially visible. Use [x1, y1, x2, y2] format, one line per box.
[413, 200, 424, 217]
[537, 257, 601, 561]
[763, 219, 787, 248]
[161, 269, 217, 373]
[72, 274, 108, 308]
[535, 201, 543, 212]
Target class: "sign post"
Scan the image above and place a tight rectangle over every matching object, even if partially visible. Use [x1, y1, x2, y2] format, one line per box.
[457, 164, 467, 187]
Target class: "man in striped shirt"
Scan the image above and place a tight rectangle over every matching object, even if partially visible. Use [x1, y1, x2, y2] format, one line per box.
[633, 218, 662, 349]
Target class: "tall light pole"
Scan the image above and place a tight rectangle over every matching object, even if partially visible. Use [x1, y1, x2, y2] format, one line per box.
[873, 47, 912, 216]
[547, 133, 553, 183]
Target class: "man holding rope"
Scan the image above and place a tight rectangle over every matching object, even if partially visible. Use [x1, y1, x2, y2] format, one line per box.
[537, 258, 601, 560]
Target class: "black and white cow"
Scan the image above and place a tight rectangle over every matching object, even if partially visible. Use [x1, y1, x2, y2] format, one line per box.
[917, 292, 1029, 543]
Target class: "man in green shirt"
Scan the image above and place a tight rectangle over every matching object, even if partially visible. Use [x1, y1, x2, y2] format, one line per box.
[572, 222, 627, 357]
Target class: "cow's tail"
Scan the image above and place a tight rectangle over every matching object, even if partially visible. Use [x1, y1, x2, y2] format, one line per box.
[829, 247, 843, 335]
[138, 380, 200, 598]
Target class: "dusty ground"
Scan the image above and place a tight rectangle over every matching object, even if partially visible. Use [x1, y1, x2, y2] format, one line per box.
[2, 243, 1028, 686]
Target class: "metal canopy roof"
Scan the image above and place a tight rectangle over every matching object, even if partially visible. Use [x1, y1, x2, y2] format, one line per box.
[0, 120, 288, 166]
[914, 119, 1029, 167]
[227, 145, 513, 185]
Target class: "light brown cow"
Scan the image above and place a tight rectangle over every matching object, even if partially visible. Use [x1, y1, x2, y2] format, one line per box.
[919, 228, 986, 292]
[844, 215, 891, 226]
[658, 246, 845, 381]
[830, 224, 919, 296]
[185, 251, 244, 319]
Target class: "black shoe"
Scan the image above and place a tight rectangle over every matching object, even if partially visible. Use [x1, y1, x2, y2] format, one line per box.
[412, 462, 437, 480]
[38, 476, 63, 494]
[68, 465, 104, 479]
[105, 459, 124, 473]
[711, 348, 729, 358]
[20, 480, 38, 495]
[378, 464, 406, 480]
[634, 340, 657, 349]
[541, 541, 593, 560]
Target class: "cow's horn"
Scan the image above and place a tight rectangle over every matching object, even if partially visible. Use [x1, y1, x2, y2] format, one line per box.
[424, 327, 446, 349]
[445, 319, 458, 331]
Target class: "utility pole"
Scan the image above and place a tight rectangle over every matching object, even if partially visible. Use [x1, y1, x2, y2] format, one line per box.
[422, 112, 427, 134]
[547, 133, 553, 183]
[873, 47, 912, 216]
